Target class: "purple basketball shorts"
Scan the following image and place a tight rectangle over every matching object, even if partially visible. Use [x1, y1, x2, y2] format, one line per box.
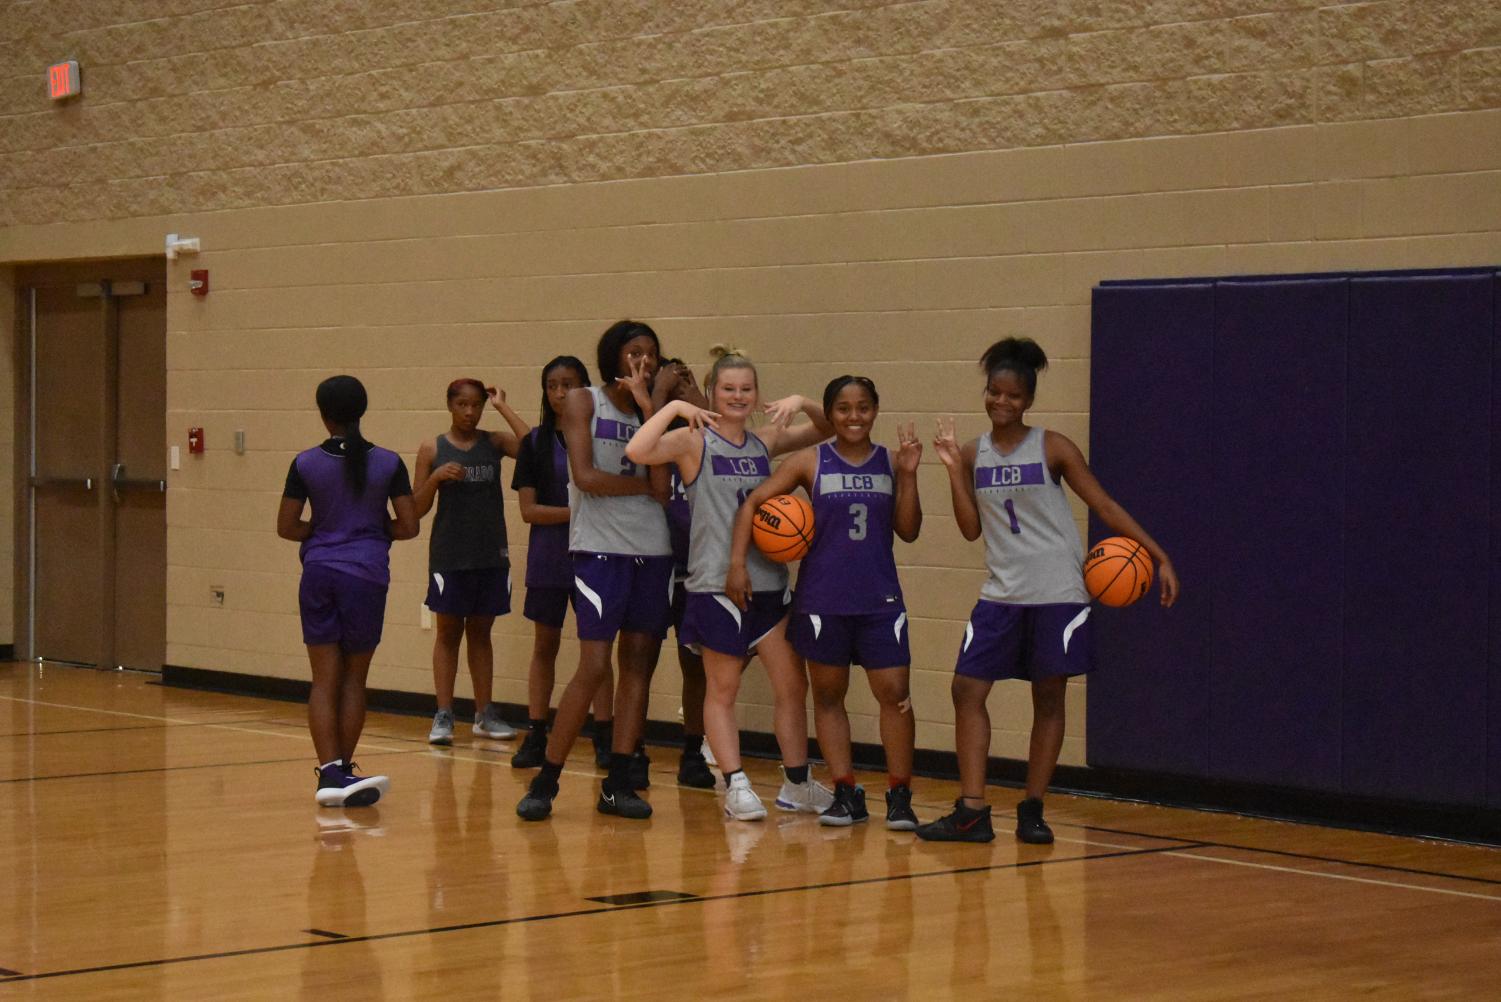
[953, 600, 1093, 682]
[425, 565, 511, 618]
[788, 608, 910, 669]
[300, 563, 389, 654]
[571, 552, 675, 642]
[522, 585, 571, 629]
[679, 590, 792, 658]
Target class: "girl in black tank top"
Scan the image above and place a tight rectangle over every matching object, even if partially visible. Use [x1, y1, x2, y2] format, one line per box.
[413, 378, 530, 746]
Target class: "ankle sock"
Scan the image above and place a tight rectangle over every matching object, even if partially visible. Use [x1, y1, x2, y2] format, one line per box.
[783, 764, 809, 785]
[607, 752, 633, 789]
[889, 775, 911, 790]
[723, 768, 745, 788]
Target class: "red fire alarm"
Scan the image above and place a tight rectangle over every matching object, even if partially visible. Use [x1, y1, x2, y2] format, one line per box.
[188, 428, 204, 454]
[189, 269, 209, 296]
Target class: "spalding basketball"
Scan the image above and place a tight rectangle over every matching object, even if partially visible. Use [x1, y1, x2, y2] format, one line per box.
[1084, 536, 1154, 607]
[751, 494, 815, 563]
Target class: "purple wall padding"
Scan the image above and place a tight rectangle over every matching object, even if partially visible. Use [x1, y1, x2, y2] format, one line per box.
[1210, 279, 1347, 789]
[1492, 276, 1501, 809]
[1086, 283, 1215, 777]
[1339, 275, 1493, 805]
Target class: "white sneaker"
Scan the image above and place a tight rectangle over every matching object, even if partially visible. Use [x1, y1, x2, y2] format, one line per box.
[723, 772, 768, 821]
[428, 708, 455, 745]
[774, 768, 834, 813]
[473, 703, 517, 740]
[701, 736, 718, 767]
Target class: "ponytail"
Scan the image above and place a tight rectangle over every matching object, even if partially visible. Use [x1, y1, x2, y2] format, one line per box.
[315, 375, 370, 494]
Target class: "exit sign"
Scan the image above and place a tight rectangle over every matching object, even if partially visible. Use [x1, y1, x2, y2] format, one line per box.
[47, 61, 80, 101]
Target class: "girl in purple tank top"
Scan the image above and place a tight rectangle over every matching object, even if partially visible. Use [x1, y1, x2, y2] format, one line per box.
[277, 375, 419, 809]
[733, 376, 924, 830]
[916, 338, 1180, 846]
[508, 356, 618, 771]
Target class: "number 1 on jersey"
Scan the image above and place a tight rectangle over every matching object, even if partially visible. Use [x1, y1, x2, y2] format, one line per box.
[1003, 498, 1021, 534]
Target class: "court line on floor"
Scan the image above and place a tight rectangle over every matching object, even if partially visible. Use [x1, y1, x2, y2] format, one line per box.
[1072, 821, 1501, 889]
[7, 694, 1494, 892]
[1165, 850, 1501, 903]
[0, 695, 411, 754]
[0, 717, 278, 739]
[0, 842, 1198, 984]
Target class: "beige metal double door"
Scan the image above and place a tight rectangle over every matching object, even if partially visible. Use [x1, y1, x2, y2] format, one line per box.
[22, 259, 167, 671]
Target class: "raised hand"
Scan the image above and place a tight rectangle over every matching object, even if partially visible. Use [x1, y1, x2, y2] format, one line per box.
[894, 421, 922, 474]
[679, 401, 721, 431]
[933, 417, 962, 468]
[486, 386, 507, 408]
[616, 355, 653, 411]
[765, 395, 808, 428]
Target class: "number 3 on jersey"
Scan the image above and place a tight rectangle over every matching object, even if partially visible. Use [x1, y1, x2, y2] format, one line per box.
[848, 502, 867, 540]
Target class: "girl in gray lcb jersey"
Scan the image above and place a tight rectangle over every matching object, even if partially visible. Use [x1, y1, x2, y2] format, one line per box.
[627, 348, 837, 824]
[516, 320, 675, 825]
[915, 337, 1180, 848]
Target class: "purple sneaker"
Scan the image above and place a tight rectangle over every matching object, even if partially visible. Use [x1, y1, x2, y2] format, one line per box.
[314, 762, 389, 807]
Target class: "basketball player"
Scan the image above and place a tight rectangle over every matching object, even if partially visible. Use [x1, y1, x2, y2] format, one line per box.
[626, 348, 837, 821]
[413, 378, 530, 746]
[916, 338, 1179, 843]
[278, 375, 418, 807]
[515, 320, 674, 822]
[508, 356, 617, 770]
[730, 375, 924, 830]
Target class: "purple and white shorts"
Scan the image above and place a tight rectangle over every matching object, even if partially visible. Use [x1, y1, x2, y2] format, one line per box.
[571, 552, 675, 642]
[679, 590, 791, 658]
[425, 565, 511, 618]
[788, 608, 910, 670]
[953, 600, 1093, 682]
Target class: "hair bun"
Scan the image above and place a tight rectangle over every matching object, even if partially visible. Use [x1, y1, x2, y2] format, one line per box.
[707, 343, 749, 362]
[980, 337, 1048, 374]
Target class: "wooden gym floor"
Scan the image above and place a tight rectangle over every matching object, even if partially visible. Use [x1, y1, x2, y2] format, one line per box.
[2, 662, 1498, 1000]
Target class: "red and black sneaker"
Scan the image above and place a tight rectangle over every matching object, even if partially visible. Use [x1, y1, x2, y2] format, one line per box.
[914, 799, 995, 843]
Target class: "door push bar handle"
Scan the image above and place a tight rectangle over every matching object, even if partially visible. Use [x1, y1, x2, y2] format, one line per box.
[111, 463, 165, 495]
[30, 476, 93, 490]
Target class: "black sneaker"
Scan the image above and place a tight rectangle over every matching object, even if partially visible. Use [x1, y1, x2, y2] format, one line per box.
[629, 748, 651, 790]
[510, 728, 548, 769]
[677, 751, 716, 789]
[591, 723, 612, 769]
[516, 775, 558, 821]
[597, 785, 653, 820]
[1015, 797, 1055, 844]
[885, 785, 918, 831]
[914, 799, 995, 843]
[818, 782, 869, 827]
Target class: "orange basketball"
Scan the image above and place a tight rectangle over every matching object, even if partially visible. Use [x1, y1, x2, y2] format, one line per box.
[751, 494, 815, 563]
[1084, 536, 1154, 607]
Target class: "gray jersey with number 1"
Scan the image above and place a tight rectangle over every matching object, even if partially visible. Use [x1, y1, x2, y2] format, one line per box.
[973, 427, 1087, 605]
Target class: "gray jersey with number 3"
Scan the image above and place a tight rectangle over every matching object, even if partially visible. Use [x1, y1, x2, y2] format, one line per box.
[973, 427, 1087, 605]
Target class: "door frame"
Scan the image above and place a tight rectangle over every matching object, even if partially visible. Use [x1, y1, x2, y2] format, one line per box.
[13, 257, 167, 669]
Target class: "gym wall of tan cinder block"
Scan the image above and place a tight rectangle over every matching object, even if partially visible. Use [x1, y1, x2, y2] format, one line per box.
[2, 1, 1500, 764]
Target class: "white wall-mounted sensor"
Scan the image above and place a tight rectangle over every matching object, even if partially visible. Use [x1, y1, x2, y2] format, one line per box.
[165, 233, 201, 261]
